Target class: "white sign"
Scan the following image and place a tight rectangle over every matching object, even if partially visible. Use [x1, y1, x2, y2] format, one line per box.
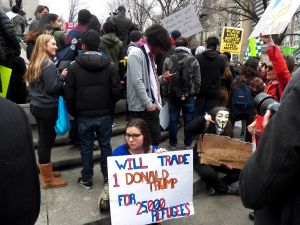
[161, 5, 203, 38]
[250, 0, 300, 37]
[108, 150, 194, 225]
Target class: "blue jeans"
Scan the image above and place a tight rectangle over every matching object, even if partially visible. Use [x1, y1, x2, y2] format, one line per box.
[168, 97, 195, 147]
[195, 97, 219, 117]
[78, 115, 112, 183]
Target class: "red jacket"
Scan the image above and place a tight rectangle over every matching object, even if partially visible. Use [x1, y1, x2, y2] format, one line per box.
[255, 46, 290, 142]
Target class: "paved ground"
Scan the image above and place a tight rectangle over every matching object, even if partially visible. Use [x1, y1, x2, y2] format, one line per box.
[33, 114, 251, 225]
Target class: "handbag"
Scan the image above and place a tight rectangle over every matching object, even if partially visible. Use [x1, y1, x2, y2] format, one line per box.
[55, 96, 70, 135]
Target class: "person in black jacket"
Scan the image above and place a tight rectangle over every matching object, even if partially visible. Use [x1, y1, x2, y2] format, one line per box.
[185, 106, 240, 195]
[240, 66, 300, 225]
[64, 30, 122, 209]
[195, 36, 226, 117]
[0, 98, 40, 225]
[0, 10, 20, 67]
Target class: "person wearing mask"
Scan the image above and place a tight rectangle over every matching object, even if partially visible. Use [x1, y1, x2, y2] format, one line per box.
[25, 34, 68, 189]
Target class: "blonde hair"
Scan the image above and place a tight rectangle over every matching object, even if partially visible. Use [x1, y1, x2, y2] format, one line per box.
[25, 34, 54, 83]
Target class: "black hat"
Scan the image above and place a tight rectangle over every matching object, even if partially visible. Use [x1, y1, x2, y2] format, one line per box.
[117, 6, 126, 13]
[81, 30, 100, 51]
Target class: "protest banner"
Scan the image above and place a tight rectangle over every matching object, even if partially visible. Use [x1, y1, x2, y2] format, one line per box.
[107, 150, 194, 225]
[161, 5, 203, 38]
[0, 65, 12, 98]
[220, 27, 243, 55]
[199, 134, 252, 169]
[250, 0, 300, 37]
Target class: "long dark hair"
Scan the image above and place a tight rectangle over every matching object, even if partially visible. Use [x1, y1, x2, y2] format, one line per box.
[125, 119, 152, 153]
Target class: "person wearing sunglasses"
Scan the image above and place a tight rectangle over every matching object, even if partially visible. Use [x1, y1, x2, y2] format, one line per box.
[248, 35, 291, 146]
[97, 118, 166, 217]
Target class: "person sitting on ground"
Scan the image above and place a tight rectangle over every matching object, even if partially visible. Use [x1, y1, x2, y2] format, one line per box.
[185, 106, 240, 195]
[100, 119, 166, 221]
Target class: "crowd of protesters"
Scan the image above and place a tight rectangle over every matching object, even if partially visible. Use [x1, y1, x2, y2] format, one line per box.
[1, 1, 300, 225]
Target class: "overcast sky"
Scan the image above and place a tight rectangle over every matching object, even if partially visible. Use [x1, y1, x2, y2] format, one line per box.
[40, 0, 111, 23]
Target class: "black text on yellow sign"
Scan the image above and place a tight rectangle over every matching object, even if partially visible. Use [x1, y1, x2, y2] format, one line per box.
[220, 27, 243, 54]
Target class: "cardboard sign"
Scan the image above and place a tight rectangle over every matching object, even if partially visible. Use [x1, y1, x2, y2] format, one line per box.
[199, 134, 252, 169]
[107, 150, 194, 225]
[250, 0, 300, 37]
[161, 5, 203, 38]
[0, 65, 12, 98]
[220, 27, 243, 54]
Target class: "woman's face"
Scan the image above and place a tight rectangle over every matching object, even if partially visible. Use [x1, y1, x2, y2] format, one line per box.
[46, 38, 57, 57]
[266, 62, 277, 80]
[125, 126, 144, 152]
[52, 17, 62, 29]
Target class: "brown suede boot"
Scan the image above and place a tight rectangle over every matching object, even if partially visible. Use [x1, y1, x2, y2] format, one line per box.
[38, 163, 61, 177]
[39, 163, 67, 189]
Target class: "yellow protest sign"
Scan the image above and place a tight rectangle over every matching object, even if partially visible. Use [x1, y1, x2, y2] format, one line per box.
[0, 65, 12, 98]
[220, 27, 243, 55]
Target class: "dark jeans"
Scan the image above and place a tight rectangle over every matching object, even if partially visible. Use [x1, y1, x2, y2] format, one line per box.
[169, 97, 195, 147]
[30, 105, 57, 164]
[128, 110, 161, 146]
[68, 115, 78, 143]
[78, 115, 112, 183]
[195, 97, 219, 117]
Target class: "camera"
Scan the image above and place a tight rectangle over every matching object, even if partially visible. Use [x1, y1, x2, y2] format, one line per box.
[254, 92, 280, 116]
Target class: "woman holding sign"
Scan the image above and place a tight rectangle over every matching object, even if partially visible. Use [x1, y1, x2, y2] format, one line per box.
[98, 119, 166, 223]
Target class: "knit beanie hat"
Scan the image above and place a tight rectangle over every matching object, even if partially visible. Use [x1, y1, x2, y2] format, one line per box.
[170, 30, 181, 40]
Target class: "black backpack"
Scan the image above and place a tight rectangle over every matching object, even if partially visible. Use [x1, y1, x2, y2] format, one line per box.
[162, 54, 195, 99]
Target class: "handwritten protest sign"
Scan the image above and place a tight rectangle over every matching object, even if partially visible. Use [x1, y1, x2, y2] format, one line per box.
[220, 27, 243, 54]
[0, 65, 12, 98]
[108, 150, 194, 225]
[250, 0, 300, 37]
[161, 5, 203, 38]
[199, 134, 252, 169]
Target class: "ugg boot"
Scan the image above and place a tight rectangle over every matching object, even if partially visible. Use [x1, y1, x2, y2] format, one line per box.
[39, 163, 67, 189]
[38, 163, 61, 177]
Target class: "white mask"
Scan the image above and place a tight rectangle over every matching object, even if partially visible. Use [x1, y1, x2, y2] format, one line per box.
[215, 110, 229, 129]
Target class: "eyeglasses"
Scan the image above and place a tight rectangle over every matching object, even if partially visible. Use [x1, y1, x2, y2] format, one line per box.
[266, 65, 273, 71]
[125, 133, 142, 140]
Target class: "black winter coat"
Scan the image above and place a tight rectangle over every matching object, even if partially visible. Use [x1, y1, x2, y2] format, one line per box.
[0, 11, 20, 64]
[65, 53, 123, 117]
[196, 50, 226, 99]
[240, 71, 300, 225]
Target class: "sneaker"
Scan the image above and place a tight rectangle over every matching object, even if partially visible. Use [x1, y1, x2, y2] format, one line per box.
[249, 211, 255, 220]
[78, 177, 93, 190]
[185, 145, 192, 150]
[112, 121, 117, 128]
[207, 186, 216, 195]
[98, 183, 110, 211]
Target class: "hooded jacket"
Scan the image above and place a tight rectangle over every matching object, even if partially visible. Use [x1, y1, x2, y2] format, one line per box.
[0, 11, 20, 64]
[100, 33, 123, 71]
[196, 50, 226, 98]
[65, 52, 123, 117]
[162, 47, 201, 97]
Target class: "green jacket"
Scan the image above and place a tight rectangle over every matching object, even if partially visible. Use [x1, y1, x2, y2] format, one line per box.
[100, 33, 123, 71]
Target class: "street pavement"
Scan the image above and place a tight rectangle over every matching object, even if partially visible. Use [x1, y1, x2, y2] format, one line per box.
[33, 113, 252, 225]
